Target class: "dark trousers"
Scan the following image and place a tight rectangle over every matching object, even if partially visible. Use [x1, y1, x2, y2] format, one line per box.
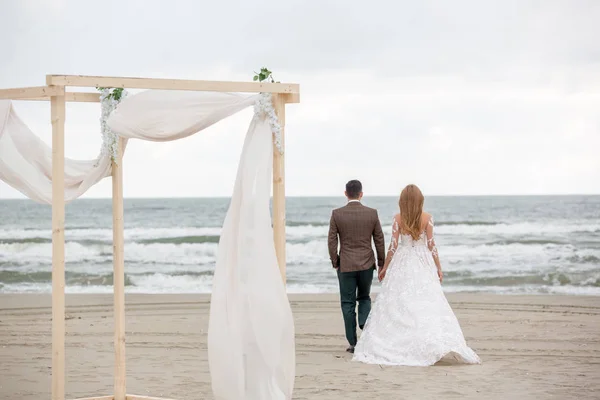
[337, 266, 375, 346]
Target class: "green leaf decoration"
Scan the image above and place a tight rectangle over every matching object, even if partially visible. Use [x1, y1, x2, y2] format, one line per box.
[96, 86, 125, 101]
[112, 88, 123, 101]
[253, 66, 276, 83]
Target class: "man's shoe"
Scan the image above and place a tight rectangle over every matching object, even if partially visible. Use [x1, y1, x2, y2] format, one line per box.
[346, 346, 355, 354]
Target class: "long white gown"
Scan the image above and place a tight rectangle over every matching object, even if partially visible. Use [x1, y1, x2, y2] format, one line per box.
[353, 216, 481, 366]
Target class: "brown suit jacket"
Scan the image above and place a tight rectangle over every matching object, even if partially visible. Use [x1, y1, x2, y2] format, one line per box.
[328, 201, 385, 272]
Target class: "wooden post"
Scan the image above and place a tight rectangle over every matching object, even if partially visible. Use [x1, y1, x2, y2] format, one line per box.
[112, 137, 126, 400]
[50, 86, 66, 400]
[272, 95, 286, 283]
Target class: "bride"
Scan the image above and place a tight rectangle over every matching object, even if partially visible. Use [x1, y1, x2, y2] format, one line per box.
[353, 184, 481, 366]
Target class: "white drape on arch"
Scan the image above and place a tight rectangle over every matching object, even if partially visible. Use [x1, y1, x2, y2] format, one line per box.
[0, 91, 256, 203]
[0, 100, 115, 203]
[0, 91, 295, 399]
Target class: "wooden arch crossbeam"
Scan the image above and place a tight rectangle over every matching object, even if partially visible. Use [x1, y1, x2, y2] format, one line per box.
[0, 75, 300, 400]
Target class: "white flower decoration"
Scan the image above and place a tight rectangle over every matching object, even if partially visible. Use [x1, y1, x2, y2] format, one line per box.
[253, 92, 283, 154]
[97, 88, 128, 165]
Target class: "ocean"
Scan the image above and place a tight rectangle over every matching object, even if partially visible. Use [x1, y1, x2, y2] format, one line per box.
[0, 196, 599, 295]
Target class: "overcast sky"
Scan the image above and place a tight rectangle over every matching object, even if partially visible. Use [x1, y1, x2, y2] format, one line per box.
[1, 0, 599, 198]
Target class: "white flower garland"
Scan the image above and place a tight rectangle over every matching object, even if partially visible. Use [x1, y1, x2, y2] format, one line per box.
[254, 93, 283, 154]
[97, 88, 128, 165]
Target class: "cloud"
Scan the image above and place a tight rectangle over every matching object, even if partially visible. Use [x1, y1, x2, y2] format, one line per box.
[0, 0, 599, 199]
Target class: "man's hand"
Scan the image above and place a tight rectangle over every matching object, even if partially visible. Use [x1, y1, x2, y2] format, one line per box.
[333, 257, 340, 269]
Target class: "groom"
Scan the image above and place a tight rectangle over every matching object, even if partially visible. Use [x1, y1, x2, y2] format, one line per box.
[328, 180, 385, 353]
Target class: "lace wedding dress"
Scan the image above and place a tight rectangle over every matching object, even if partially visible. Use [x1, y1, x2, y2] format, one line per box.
[353, 216, 481, 366]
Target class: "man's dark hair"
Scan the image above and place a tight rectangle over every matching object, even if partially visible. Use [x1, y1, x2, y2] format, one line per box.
[346, 180, 362, 199]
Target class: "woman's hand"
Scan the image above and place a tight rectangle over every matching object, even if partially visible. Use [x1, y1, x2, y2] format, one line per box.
[378, 267, 387, 282]
[437, 268, 443, 283]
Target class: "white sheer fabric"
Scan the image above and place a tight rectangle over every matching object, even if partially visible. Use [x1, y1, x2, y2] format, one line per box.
[0, 100, 114, 203]
[0, 91, 295, 399]
[0, 92, 256, 203]
[108, 91, 256, 142]
[353, 216, 480, 366]
[207, 116, 295, 400]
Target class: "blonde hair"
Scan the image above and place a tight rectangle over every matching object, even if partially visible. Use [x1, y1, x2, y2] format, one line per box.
[399, 184, 425, 240]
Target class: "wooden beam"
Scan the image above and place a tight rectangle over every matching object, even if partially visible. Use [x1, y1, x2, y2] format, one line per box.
[26, 92, 101, 103]
[0, 85, 63, 100]
[71, 396, 114, 400]
[283, 92, 300, 104]
[51, 88, 66, 400]
[272, 94, 287, 283]
[126, 395, 177, 400]
[47, 75, 300, 94]
[112, 138, 126, 400]
[66, 92, 101, 102]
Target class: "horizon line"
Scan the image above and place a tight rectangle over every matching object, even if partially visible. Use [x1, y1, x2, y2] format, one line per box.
[1, 193, 599, 201]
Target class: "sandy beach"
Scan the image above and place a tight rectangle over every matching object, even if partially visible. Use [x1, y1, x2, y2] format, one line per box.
[0, 293, 599, 399]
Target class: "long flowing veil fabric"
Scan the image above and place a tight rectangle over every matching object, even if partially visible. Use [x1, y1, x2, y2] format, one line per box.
[108, 90, 257, 142]
[0, 100, 115, 203]
[208, 116, 295, 400]
[0, 91, 256, 203]
[0, 91, 296, 399]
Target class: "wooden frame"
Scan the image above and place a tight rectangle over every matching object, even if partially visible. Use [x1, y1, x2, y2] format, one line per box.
[0, 75, 299, 400]
[67, 396, 176, 400]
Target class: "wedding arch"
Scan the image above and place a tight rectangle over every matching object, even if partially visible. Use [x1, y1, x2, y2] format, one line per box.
[0, 74, 300, 400]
